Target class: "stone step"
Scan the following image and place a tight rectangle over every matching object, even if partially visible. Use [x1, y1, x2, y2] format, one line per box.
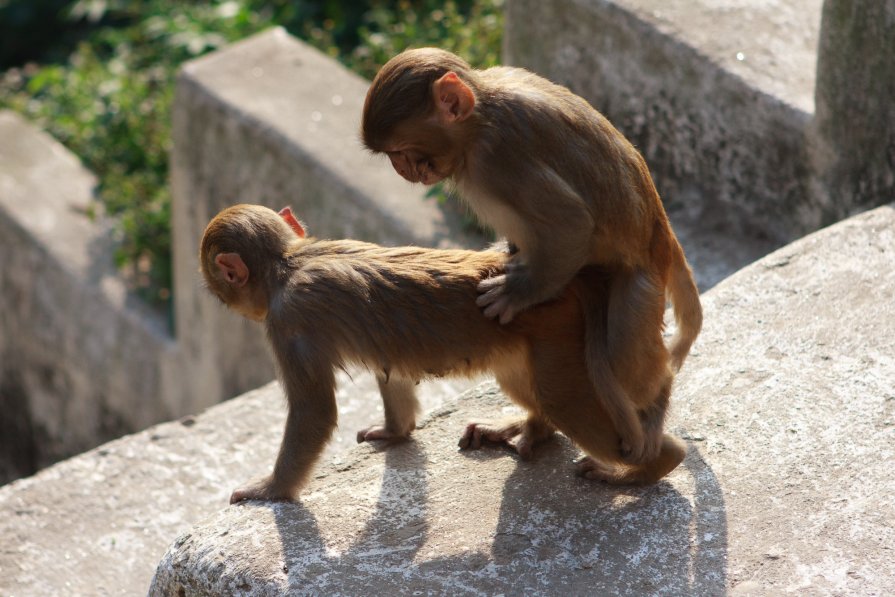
[3, 203, 891, 596]
[147, 203, 895, 595]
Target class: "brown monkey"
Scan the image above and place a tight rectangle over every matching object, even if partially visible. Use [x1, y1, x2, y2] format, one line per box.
[200, 204, 685, 503]
[361, 48, 702, 464]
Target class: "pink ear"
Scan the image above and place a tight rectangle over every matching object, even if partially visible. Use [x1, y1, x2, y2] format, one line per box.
[214, 253, 249, 287]
[278, 206, 306, 238]
[433, 72, 475, 123]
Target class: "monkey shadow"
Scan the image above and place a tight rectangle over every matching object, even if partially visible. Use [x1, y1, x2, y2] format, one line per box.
[454, 437, 728, 594]
[267, 439, 438, 592]
[263, 438, 726, 593]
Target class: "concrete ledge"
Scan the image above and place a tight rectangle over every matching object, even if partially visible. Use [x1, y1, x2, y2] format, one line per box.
[505, 0, 822, 242]
[3, 204, 892, 594]
[143, 203, 891, 595]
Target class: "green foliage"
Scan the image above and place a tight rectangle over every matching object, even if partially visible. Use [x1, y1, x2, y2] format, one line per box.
[0, 0, 503, 310]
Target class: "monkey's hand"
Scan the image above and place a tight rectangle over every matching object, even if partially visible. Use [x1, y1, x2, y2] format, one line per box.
[230, 475, 294, 504]
[476, 274, 518, 324]
[476, 261, 536, 324]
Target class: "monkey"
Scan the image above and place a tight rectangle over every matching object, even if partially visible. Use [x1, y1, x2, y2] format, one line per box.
[361, 47, 703, 465]
[199, 204, 686, 503]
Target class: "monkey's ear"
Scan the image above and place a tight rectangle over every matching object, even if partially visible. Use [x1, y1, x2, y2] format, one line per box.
[433, 72, 475, 124]
[214, 253, 249, 288]
[278, 206, 306, 238]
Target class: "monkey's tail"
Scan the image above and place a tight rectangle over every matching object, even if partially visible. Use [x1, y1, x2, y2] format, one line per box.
[667, 242, 702, 372]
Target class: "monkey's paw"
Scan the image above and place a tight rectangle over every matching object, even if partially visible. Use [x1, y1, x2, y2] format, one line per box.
[575, 457, 619, 483]
[458, 420, 550, 460]
[230, 475, 293, 504]
[476, 275, 521, 324]
[356, 425, 412, 444]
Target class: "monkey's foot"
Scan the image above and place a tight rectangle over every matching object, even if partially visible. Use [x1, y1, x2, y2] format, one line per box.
[356, 425, 411, 444]
[575, 457, 621, 483]
[230, 475, 294, 504]
[458, 419, 553, 460]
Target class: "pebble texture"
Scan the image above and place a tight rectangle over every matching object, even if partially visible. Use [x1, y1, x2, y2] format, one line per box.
[149, 204, 895, 595]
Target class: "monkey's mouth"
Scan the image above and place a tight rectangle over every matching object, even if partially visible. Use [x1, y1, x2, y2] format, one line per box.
[417, 166, 444, 185]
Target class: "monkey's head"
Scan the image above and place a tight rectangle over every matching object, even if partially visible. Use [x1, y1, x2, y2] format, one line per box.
[362, 48, 479, 186]
[200, 204, 306, 321]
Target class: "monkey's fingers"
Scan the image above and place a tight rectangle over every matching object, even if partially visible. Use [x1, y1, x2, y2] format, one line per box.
[476, 274, 507, 294]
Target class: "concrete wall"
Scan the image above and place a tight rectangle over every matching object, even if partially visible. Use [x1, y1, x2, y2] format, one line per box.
[811, 0, 895, 218]
[0, 111, 181, 482]
[505, 0, 894, 238]
[504, 0, 821, 244]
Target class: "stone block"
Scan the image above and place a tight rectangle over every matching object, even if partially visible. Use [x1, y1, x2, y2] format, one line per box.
[504, 0, 823, 242]
[811, 0, 895, 221]
[149, 203, 893, 595]
[0, 111, 180, 481]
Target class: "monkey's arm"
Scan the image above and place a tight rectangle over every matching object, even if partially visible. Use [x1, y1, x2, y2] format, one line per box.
[230, 335, 337, 503]
[476, 169, 595, 323]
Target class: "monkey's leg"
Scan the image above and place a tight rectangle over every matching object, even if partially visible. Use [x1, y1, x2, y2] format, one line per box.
[231, 339, 338, 504]
[601, 268, 672, 464]
[357, 375, 420, 443]
[458, 354, 555, 459]
[531, 330, 684, 485]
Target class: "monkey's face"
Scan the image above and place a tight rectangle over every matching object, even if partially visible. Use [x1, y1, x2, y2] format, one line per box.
[385, 148, 446, 185]
[380, 120, 461, 185]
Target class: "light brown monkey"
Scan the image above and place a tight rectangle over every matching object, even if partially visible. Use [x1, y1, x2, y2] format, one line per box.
[199, 204, 685, 503]
[361, 48, 702, 464]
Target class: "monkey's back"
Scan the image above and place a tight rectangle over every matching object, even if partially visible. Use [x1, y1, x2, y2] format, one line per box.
[274, 240, 548, 380]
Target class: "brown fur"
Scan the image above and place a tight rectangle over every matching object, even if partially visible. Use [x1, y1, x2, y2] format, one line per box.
[200, 204, 686, 503]
[362, 48, 702, 464]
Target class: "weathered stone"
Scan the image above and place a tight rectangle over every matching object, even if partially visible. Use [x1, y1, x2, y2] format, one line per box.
[147, 204, 895, 595]
[504, 0, 821, 243]
[0, 111, 179, 482]
[811, 0, 895, 224]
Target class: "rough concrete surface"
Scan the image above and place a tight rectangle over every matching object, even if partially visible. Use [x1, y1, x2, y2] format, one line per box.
[148, 203, 892, 595]
[0, 369, 474, 596]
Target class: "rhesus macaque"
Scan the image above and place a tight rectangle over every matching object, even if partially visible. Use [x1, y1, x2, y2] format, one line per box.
[200, 204, 685, 503]
[361, 48, 703, 464]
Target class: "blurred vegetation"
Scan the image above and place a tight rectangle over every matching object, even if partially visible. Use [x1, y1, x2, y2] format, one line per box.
[0, 0, 503, 310]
